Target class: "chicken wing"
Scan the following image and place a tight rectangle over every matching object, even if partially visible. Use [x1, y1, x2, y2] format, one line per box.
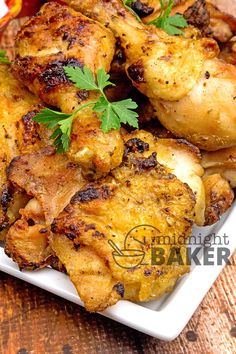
[51, 133, 195, 310]
[12, 2, 124, 176]
[65, 0, 236, 151]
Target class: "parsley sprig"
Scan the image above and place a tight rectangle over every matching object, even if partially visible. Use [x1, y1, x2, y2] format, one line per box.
[125, 0, 188, 35]
[148, 0, 188, 35]
[33, 67, 138, 153]
[0, 50, 11, 64]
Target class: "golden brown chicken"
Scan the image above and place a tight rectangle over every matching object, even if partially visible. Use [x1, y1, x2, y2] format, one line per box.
[142, 0, 236, 64]
[122, 130, 206, 225]
[65, 0, 236, 151]
[12, 1, 124, 176]
[5, 147, 86, 269]
[127, 130, 234, 226]
[0, 64, 50, 238]
[51, 133, 195, 311]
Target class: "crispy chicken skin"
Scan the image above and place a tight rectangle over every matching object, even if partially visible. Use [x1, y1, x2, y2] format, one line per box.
[5, 218, 52, 271]
[12, 2, 124, 176]
[0, 64, 49, 236]
[51, 135, 195, 310]
[67, 108, 124, 177]
[66, 0, 217, 101]
[65, 0, 236, 151]
[12, 1, 115, 113]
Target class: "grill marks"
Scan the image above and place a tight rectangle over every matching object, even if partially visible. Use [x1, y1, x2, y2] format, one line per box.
[71, 185, 111, 204]
[38, 58, 84, 93]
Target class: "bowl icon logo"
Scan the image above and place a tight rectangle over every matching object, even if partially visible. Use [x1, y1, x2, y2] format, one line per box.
[108, 225, 160, 269]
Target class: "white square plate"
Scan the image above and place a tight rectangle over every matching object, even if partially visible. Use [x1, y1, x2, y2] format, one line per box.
[0, 204, 235, 341]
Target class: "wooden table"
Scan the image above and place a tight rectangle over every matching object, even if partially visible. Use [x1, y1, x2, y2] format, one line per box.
[0, 1, 236, 353]
[0, 254, 235, 354]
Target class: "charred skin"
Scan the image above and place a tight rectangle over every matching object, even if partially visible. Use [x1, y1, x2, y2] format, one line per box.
[5, 218, 52, 271]
[12, 1, 116, 113]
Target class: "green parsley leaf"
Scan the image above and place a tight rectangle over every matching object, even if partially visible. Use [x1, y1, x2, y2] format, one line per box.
[33, 67, 139, 153]
[96, 68, 114, 91]
[0, 50, 11, 64]
[65, 66, 139, 134]
[93, 96, 108, 113]
[64, 66, 98, 91]
[100, 104, 121, 133]
[112, 99, 139, 128]
[33, 108, 73, 151]
[148, 0, 188, 36]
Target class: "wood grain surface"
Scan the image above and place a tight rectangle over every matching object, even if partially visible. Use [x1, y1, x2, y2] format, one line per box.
[0, 1, 236, 353]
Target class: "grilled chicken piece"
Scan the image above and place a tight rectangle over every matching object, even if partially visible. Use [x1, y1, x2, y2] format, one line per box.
[202, 147, 236, 188]
[203, 174, 234, 225]
[12, 2, 116, 113]
[0, 64, 49, 237]
[122, 130, 205, 225]
[5, 147, 86, 270]
[12, 2, 124, 176]
[65, 0, 236, 151]
[143, 0, 236, 66]
[51, 134, 195, 311]
[7, 147, 86, 224]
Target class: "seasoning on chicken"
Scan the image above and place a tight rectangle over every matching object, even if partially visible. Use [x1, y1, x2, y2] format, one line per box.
[65, 0, 236, 151]
[51, 134, 195, 311]
[12, 2, 124, 176]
